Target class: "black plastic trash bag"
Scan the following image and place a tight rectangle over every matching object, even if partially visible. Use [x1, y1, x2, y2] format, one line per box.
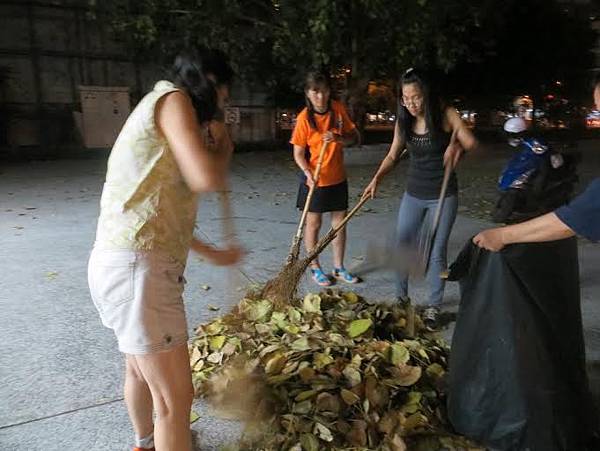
[446, 238, 597, 451]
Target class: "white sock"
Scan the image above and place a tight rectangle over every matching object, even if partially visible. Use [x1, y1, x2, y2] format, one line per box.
[135, 431, 154, 449]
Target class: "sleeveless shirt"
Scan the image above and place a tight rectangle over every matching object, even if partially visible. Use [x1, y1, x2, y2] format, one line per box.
[405, 130, 458, 200]
[94, 80, 199, 265]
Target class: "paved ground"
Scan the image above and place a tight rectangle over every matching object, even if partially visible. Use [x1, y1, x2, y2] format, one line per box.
[1, 139, 599, 450]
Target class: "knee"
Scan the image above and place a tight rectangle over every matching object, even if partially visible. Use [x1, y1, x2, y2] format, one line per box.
[306, 215, 322, 231]
[395, 220, 416, 242]
[330, 211, 345, 227]
[428, 249, 447, 265]
[153, 380, 194, 418]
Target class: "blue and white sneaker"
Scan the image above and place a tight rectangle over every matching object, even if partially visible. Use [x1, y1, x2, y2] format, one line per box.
[332, 267, 360, 284]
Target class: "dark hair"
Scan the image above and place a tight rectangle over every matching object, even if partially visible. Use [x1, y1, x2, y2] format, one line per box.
[170, 48, 234, 123]
[304, 72, 334, 130]
[397, 68, 445, 145]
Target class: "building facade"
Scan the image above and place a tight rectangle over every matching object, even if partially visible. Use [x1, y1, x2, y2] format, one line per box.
[0, 0, 276, 156]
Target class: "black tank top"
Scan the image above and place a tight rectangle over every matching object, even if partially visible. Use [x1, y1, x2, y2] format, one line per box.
[405, 130, 458, 200]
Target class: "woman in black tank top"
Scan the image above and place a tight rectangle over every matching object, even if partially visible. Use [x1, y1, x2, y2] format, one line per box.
[362, 68, 478, 327]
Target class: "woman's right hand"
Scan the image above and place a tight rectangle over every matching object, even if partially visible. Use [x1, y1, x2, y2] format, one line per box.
[362, 177, 379, 199]
[304, 169, 315, 189]
[473, 228, 506, 252]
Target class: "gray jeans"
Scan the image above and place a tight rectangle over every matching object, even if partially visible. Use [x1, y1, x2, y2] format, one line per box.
[395, 192, 458, 306]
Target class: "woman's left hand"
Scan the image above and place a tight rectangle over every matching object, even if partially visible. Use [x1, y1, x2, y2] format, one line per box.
[323, 131, 342, 144]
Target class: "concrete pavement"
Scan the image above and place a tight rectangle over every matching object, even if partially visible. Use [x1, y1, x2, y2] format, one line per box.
[1, 141, 599, 450]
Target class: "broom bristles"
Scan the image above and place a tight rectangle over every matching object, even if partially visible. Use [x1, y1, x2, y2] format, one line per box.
[260, 197, 369, 305]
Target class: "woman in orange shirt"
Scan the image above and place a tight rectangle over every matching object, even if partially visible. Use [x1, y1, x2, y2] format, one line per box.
[291, 72, 361, 286]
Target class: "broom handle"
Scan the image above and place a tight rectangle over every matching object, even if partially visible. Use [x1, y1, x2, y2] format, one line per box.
[429, 128, 459, 236]
[331, 194, 370, 235]
[294, 140, 329, 240]
[429, 163, 452, 236]
[306, 194, 370, 263]
[305, 144, 409, 262]
[317, 147, 408, 255]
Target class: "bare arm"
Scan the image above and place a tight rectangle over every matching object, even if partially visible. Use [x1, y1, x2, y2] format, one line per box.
[375, 121, 406, 179]
[155, 91, 231, 193]
[445, 107, 478, 152]
[473, 212, 575, 252]
[190, 237, 243, 266]
[442, 107, 479, 169]
[293, 144, 314, 187]
[323, 127, 360, 147]
[361, 121, 405, 199]
[292, 144, 310, 173]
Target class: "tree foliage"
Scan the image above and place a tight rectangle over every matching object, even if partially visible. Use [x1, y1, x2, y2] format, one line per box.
[95, 0, 595, 103]
[97, 1, 479, 88]
[446, 0, 596, 99]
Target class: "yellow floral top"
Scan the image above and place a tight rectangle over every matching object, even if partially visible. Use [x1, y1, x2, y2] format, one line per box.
[94, 80, 198, 265]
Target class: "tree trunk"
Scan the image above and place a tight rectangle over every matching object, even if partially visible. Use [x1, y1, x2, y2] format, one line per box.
[347, 76, 370, 137]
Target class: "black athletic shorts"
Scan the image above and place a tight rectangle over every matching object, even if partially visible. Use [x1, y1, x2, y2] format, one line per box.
[296, 180, 348, 213]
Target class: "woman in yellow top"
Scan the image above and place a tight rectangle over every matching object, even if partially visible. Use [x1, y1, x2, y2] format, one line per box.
[88, 48, 242, 451]
[291, 72, 361, 287]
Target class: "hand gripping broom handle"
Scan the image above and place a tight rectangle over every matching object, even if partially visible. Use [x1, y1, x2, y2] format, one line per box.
[421, 128, 459, 271]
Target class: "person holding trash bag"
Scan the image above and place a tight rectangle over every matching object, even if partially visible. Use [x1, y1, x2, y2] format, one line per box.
[362, 67, 477, 328]
[88, 48, 242, 451]
[446, 74, 600, 451]
[448, 233, 598, 451]
[474, 177, 600, 250]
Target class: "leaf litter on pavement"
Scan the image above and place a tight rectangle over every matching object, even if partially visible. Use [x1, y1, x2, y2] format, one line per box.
[190, 290, 482, 450]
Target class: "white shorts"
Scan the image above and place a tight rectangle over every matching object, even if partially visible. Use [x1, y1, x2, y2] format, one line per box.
[88, 248, 189, 355]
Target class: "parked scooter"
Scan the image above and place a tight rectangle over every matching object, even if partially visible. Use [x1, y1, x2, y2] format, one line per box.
[492, 117, 579, 224]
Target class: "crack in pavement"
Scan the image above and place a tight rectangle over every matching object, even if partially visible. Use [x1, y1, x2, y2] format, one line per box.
[209, 216, 297, 225]
[0, 397, 125, 431]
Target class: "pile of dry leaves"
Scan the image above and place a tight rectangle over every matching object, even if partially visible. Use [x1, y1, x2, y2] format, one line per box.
[190, 290, 481, 451]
